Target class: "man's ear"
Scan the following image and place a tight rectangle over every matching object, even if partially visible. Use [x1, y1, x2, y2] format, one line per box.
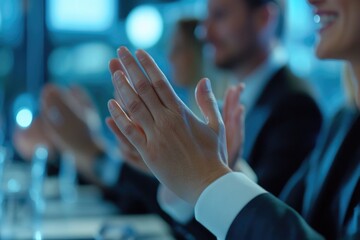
[253, 2, 279, 36]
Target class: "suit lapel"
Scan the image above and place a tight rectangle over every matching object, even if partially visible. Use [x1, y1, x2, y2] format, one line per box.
[303, 107, 358, 219]
[339, 163, 360, 227]
[243, 67, 287, 161]
[243, 106, 271, 160]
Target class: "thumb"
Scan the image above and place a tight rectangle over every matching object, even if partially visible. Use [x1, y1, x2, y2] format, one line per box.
[195, 78, 222, 132]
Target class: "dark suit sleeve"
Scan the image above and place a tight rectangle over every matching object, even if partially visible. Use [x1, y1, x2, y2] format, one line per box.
[226, 193, 324, 240]
[102, 163, 157, 214]
[252, 94, 322, 196]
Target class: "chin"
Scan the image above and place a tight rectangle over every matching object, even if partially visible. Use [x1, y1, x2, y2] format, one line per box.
[315, 50, 328, 59]
[316, 47, 344, 61]
[215, 57, 237, 70]
[315, 40, 346, 60]
[315, 43, 336, 60]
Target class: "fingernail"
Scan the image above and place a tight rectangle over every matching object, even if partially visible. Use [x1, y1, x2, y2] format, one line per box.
[108, 100, 116, 111]
[114, 71, 121, 81]
[205, 78, 212, 91]
[136, 50, 146, 62]
[117, 47, 128, 60]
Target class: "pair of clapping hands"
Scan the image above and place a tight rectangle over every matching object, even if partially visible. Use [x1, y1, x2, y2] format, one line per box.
[13, 83, 105, 185]
[107, 47, 245, 205]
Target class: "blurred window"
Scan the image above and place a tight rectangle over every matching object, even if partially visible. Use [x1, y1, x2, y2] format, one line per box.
[46, 0, 116, 32]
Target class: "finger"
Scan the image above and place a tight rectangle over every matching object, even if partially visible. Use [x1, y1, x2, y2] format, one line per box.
[68, 85, 93, 109]
[109, 59, 129, 111]
[112, 70, 154, 130]
[106, 117, 122, 140]
[117, 47, 163, 115]
[107, 99, 146, 149]
[135, 49, 182, 110]
[195, 78, 223, 132]
[230, 84, 245, 112]
[222, 87, 236, 126]
[106, 117, 134, 149]
[230, 84, 245, 126]
[231, 105, 244, 136]
[107, 118, 142, 163]
[233, 87, 245, 121]
[41, 85, 69, 129]
[224, 84, 245, 127]
[227, 104, 245, 168]
[109, 58, 129, 81]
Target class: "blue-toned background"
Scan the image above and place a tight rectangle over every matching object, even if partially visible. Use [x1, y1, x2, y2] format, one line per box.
[0, 0, 345, 146]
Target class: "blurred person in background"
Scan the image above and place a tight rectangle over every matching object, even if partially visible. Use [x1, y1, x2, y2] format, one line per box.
[168, 18, 231, 116]
[168, 18, 206, 118]
[201, 0, 322, 196]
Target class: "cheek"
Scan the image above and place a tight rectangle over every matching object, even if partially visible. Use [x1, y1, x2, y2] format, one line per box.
[216, 26, 232, 43]
[316, 16, 360, 59]
[171, 58, 190, 82]
[347, 14, 360, 48]
[216, 19, 240, 42]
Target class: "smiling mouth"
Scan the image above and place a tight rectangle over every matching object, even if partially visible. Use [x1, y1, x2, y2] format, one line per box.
[314, 14, 338, 32]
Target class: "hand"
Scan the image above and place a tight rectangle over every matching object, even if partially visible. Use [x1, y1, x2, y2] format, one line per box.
[106, 117, 151, 174]
[12, 116, 57, 161]
[107, 47, 232, 205]
[107, 59, 151, 174]
[108, 58, 245, 175]
[67, 85, 103, 136]
[222, 84, 245, 169]
[41, 84, 104, 180]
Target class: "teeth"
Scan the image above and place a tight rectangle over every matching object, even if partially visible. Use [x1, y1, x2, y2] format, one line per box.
[314, 14, 337, 29]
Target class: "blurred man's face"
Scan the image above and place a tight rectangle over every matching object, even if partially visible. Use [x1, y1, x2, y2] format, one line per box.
[205, 0, 259, 70]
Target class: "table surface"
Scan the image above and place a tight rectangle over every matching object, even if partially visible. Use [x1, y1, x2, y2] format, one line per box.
[1, 178, 174, 239]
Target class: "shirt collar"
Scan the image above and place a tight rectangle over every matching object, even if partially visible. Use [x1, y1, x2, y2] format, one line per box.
[239, 48, 287, 110]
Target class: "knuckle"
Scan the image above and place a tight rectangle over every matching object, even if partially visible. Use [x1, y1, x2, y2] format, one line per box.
[127, 100, 142, 114]
[111, 108, 121, 118]
[152, 79, 167, 91]
[204, 94, 217, 107]
[139, 56, 150, 66]
[135, 80, 151, 96]
[123, 124, 135, 136]
[120, 53, 133, 65]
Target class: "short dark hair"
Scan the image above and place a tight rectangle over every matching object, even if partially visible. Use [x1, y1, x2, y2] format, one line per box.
[245, 0, 277, 8]
[245, 0, 283, 39]
[176, 19, 203, 49]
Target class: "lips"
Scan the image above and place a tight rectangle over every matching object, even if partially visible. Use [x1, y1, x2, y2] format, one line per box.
[314, 12, 338, 32]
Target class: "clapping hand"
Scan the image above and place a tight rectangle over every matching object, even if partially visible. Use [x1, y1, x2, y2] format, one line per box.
[107, 47, 244, 205]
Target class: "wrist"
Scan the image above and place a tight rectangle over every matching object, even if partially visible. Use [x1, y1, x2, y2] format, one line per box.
[70, 142, 105, 182]
[73, 141, 104, 165]
[191, 165, 232, 206]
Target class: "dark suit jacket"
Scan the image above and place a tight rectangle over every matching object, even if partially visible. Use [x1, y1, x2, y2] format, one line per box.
[104, 66, 323, 239]
[243, 66, 322, 196]
[226, 105, 360, 240]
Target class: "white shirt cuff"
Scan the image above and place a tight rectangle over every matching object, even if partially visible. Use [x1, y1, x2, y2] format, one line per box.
[157, 184, 194, 224]
[233, 159, 258, 183]
[194, 172, 266, 240]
